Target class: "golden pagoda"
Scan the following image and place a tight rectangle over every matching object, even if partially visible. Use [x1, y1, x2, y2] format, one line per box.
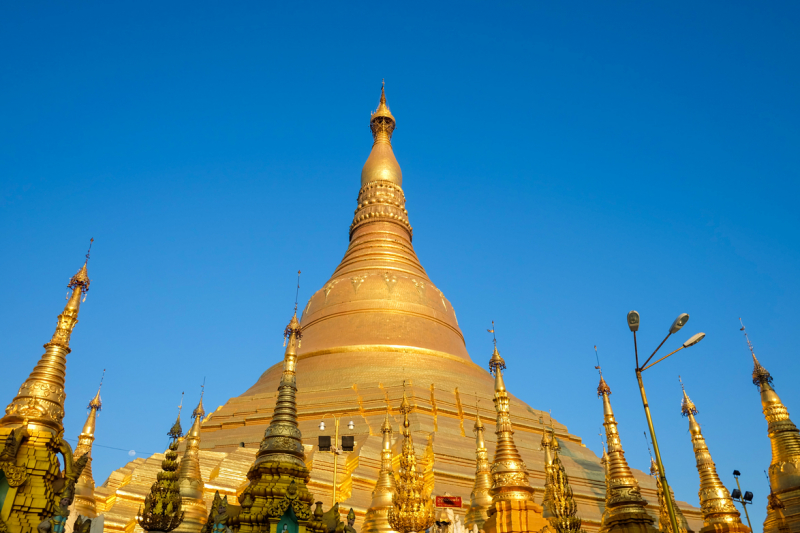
[362, 407, 398, 533]
[482, 345, 545, 533]
[741, 321, 800, 533]
[465, 407, 493, 530]
[65, 381, 104, 533]
[544, 433, 584, 533]
[679, 383, 748, 533]
[138, 411, 185, 532]
[231, 312, 325, 533]
[96, 86, 705, 532]
[176, 393, 208, 533]
[0, 252, 93, 533]
[649, 459, 690, 533]
[597, 374, 657, 533]
[387, 391, 435, 533]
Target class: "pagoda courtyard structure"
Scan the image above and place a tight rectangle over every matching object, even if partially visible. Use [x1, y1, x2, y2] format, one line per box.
[94, 86, 705, 532]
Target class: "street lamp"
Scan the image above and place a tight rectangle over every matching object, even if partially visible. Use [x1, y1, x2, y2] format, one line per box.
[317, 413, 356, 506]
[628, 310, 705, 533]
[731, 470, 754, 531]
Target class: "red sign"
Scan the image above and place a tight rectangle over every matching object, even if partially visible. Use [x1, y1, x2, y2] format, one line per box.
[435, 496, 462, 508]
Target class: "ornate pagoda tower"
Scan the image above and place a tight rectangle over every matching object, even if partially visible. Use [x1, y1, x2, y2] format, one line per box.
[0, 253, 93, 533]
[649, 459, 690, 533]
[597, 374, 657, 533]
[362, 407, 398, 533]
[679, 383, 748, 533]
[176, 393, 208, 533]
[96, 86, 705, 532]
[465, 409, 493, 530]
[741, 321, 800, 533]
[66, 383, 104, 533]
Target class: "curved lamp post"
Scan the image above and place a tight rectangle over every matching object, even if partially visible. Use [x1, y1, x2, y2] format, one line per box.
[319, 413, 355, 506]
[628, 310, 705, 533]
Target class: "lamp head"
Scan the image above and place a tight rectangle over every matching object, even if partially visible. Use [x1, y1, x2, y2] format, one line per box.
[627, 310, 640, 332]
[670, 313, 690, 334]
[319, 421, 326, 431]
[683, 332, 706, 348]
[733, 470, 741, 477]
[731, 488, 742, 499]
[744, 491, 753, 503]
[348, 420, 354, 430]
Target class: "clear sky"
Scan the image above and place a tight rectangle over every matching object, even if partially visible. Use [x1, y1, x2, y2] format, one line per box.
[2, 2, 799, 529]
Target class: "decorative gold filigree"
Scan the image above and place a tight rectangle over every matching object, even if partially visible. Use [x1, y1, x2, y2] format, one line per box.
[137, 415, 185, 532]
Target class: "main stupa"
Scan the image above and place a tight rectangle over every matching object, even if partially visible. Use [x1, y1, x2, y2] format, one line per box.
[95, 86, 703, 533]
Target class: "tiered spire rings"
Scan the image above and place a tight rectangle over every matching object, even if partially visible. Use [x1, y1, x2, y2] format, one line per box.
[388, 390, 435, 533]
[597, 373, 656, 533]
[465, 405, 493, 530]
[69, 376, 105, 525]
[176, 391, 208, 533]
[138, 408, 185, 532]
[362, 406, 399, 533]
[679, 382, 747, 533]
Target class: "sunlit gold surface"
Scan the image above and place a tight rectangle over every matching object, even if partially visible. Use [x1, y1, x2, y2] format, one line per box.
[598, 377, 657, 533]
[649, 458, 690, 533]
[96, 86, 704, 533]
[544, 432, 584, 533]
[465, 411, 493, 530]
[0, 261, 91, 533]
[176, 396, 207, 533]
[680, 387, 747, 533]
[363, 408, 399, 533]
[66, 387, 103, 532]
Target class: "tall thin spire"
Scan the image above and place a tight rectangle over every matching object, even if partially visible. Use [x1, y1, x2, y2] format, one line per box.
[679, 379, 746, 531]
[363, 404, 399, 533]
[465, 401, 493, 530]
[1, 243, 92, 434]
[388, 388, 435, 533]
[596, 370, 656, 533]
[544, 436, 584, 533]
[176, 389, 207, 533]
[649, 458, 690, 533]
[138, 403, 185, 532]
[69, 370, 105, 524]
[740, 319, 800, 533]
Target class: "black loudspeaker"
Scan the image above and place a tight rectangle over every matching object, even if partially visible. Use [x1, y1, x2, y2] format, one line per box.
[341, 435, 355, 451]
[318, 435, 331, 451]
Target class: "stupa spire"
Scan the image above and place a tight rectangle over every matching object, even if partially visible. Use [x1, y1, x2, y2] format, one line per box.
[649, 458, 690, 533]
[679, 379, 746, 531]
[544, 437, 584, 533]
[388, 388, 436, 533]
[1, 240, 93, 434]
[176, 388, 207, 533]
[69, 370, 105, 524]
[465, 402, 493, 530]
[138, 402, 185, 532]
[739, 320, 800, 532]
[361, 81, 401, 187]
[363, 405, 399, 533]
[597, 370, 656, 533]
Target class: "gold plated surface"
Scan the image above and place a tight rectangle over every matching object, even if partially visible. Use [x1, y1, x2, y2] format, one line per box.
[649, 459, 690, 533]
[679, 386, 747, 533]
[465, 410, 493, 530]
[66, 386, 103, 531]
[363, 407, 399, 533]
[176, 395, 208, 533]
[388, 392, 435, 533]
[544, 431, 585, 533]
[597, 376, 657, 533]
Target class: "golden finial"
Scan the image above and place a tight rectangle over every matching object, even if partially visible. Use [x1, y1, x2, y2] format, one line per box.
[68, 238, 94, 302]
[169, 393, 184, 439]
[370, 81, 396, 143]
[192, 379, 205, 420]
[596, 365, 611, 397]
[679, 376, 698, 417]
[487, 322, 506, 375]
[88, 369, 105, 411]
[740, 318, 772, 385]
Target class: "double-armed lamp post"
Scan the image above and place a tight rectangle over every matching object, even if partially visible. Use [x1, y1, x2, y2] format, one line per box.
[627, 310, 706, 533]
[731, 470, 754, 531]
[319, 414, 355, 506]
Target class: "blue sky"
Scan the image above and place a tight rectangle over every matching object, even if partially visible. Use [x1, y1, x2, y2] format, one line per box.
[2, 2, 799, 528]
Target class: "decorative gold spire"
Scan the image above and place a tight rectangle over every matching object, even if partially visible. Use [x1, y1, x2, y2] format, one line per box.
[69, 372, 105, 523]
[488, 346, 535, 504]
[361, 82, 402, 187]
[679, 380, 745, 531]
[1, 244, 93, 434]
[740, 319, 800, 515]
[649, 458, 690, 533]
[363, 405, 399, 533]
[176, 390, 207, 533]
[138, 407, 185, 532]
[255, 310, 305, 468]
[541, 426, 556, 516]
[597, 372, 655, 531]
[466, 404, 494, 530]
[388, 389, 436, 533]
[544, 438, 584, 533]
